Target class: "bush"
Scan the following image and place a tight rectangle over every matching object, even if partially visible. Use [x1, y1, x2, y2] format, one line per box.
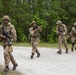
[47, 28, 58, 43]
[17, 28, 27, 42]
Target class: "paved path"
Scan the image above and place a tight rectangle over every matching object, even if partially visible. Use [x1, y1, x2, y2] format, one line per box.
[0, 46, 76, 75]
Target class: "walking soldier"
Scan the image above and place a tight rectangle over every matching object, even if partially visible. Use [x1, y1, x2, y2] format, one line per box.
[0, 15, 18, 72]
[69, 22, 76, 52]
[29, 21, 42, 59]
[56, 20, 68, 54]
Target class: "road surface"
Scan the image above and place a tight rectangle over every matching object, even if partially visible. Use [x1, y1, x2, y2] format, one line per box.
[0, 46, 76, 75]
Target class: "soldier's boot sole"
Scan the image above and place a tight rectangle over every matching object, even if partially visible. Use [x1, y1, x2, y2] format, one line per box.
[65, 49, 68, 53]
[71, 48, 73, 52]
[57, 50, 61, 54]
[31, 55, 34, 59]
[12, 64, 18, 70]
[4, 67, 9, 73]
[37, 54, 40, 58]
[31, 53, 34, 59]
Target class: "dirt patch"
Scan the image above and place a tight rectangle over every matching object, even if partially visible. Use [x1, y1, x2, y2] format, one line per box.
[0, 65, 22, 75]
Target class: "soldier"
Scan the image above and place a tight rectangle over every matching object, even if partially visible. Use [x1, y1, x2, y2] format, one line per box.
[56, 20, 68, 54]
[69, 22, 76, 52]
[29, 21, 42, 59]
[0, 15, 18, 72]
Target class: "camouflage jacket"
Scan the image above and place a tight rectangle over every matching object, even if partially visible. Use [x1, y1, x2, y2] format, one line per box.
[56, 24, 67, 35]
[70, 27, 76, 37]
[29, 27, 40, 38]
[0, 22, 17, 44]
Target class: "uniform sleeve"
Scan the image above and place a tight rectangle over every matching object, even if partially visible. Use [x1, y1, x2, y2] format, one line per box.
[29, 27, 34, 36]
[62, 24, 67, 35]
[70, 27, 76, 37]
[0, 25, 3, 36]
[10, 25, 17, 42]
[56, 25, 59, 34]
[0, 25, 2, 35]
[70, 29, 73, 37]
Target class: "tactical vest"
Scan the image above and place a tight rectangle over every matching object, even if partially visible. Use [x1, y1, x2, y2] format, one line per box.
[58, 25, 65, 33]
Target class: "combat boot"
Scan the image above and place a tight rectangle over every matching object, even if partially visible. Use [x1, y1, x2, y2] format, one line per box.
[31, 53, 34, 59]
[37, 53, 40, 57]
[71, 48, 73, 52]
[71, 43, 74, 52]
[36, 50, 40, 57]
[65, 49, 68, 53]
[4, 66, 9, 72]
[57, 50, 61, 54]
[12, 63, 18, 70]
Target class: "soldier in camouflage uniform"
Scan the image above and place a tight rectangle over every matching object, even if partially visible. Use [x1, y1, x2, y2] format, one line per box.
[70, 22, 76, 52]
[56, 20, 68, 54]
[29, 21, 42, 59]
[0, 15, 18, 72]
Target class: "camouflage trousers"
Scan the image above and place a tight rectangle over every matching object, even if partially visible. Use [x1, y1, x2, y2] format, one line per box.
[71, 36, 76, 43]
[31, 41, 40, 55]
[3, 45, 17, 67]
[58, 35, 68, 50]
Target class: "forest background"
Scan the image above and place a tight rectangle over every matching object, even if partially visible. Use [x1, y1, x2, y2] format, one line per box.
[0, 0, 76, 43]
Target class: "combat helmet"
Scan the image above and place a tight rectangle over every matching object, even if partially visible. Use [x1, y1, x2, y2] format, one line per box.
[74, 22, 76, 26]
[56, 20, 62, 25]
[31, 21, 36, 25]
[3, 15, 10, 20]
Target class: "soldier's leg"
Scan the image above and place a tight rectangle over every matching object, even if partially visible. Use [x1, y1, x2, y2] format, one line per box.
[34, 41, 40, 57]
[71, 37, 75, 52]
[9, 53, 18, 70]
[31, 43, 36, 59]
[75, 39, 76, 50]
[57, 36, 62, 54]
[4, 46, 10, 72]
[71, 42, 75, 52]
[63, 36, 68, 53]
[36, 49, 40, 57]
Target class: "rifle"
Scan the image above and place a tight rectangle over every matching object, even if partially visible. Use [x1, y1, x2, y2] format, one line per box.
[2, 27, 11, 46]
[58, 27, 64, 35]
[74, 25, 76, 29]
[33, 26, 42, 32]
[33, 26, 38, 30]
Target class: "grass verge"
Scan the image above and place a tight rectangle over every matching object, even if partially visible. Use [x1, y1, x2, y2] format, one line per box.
[13, 42, 71, 49]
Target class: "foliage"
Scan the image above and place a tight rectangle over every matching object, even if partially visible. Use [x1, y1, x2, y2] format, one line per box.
[17, 28, 27, 42]
[0, 0, 76, 43]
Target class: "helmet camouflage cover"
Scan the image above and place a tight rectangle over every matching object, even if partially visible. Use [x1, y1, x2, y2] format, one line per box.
[74, 22, 76, 26]
[3, 15, 10, 20]
[56, 20, 62, 25]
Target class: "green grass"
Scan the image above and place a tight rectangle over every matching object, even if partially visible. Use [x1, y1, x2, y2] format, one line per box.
[13, 42, 58, 47]
[13, 42, 71, 49]
[14, 42, 31, 47]
[0, 65, 5, 75]
[0, 42, 72, 49]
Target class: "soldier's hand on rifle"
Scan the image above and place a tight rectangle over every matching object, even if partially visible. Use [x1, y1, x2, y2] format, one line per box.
[58, 32, 62, 35]
[0, 34, 6, 39]
[34, 29, 38, 32]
